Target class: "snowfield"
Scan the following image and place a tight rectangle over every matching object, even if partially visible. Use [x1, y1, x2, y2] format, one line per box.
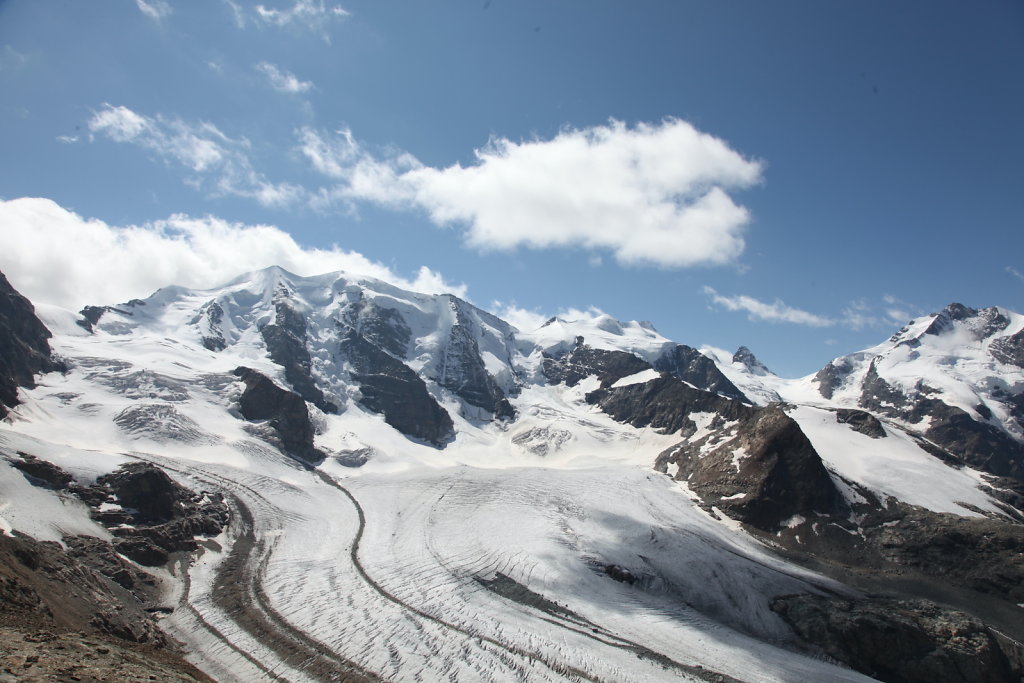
[6, 268, 1016, 682]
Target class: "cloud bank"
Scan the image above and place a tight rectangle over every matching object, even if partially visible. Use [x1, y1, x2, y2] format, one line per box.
[88, 104, 303, 207]
[300, 118, 763, 268]
[0, 197, 465, 310]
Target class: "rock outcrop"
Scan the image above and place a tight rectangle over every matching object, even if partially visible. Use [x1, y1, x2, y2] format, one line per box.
[0, 456, 219, 682]
[858, 361, 1024, 479]
[991, 327, 1024, 368]
[653, 344, 748, 401]
[543, 337, 652, 388]
[588, 375, 843, 530]
[0, 531, 167, 645]
[232, 366, 328, 465]
[0, 271, 61, 416]
[836, 408, 887, 438]
[341, 299, 412, 360]
[587, 375, 751, 436]
[260, 299, 339, 414]
[435, 301, 515, 420]
[732, 345, 773, 376]
[339, 333, 454, 447]
[772, 594, 1024, 683]
[658, 405, 845, 530]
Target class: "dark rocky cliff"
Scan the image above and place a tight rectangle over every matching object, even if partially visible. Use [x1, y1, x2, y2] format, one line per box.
[0, 271, 61, 416]
[232, 366, 328, 465]
[339, 332, 454, 447]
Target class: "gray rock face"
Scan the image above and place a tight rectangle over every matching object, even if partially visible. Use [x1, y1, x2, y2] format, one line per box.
[342, 299, 412, 359]
[657, 405, 845, 530]
[0, 271, 61, 416]
[869, 510, 1024, 602]
[96, 463, 193, 523]
[77, 301, 146, 334]
[588, 375, 751, 436]
[853, 357, 1024, 480]
[82, 462, 228, 569]
[923, 303, 1010, 341]
[436, 302, 515, 420]
[991, 328, 1024, 367]
[543, 337, 652, 388]
[836, 408, 887, 438]
[196, 301, 227, 351]
[232, 366, 327, 465]
[0, 531, 168, 645]
[340, 332, 454, 447]
[812, 354, 861, 399]
[586, 371, 843, 529]
[732, 345, 773, 377]
[917, 399, 1024, 480]
[771, 594, 1023, 683]
[857, 361, 1024, 479]
[260, 300, 339, 415]
[9, 453, 74, 489]
[653, 344, 748, 401]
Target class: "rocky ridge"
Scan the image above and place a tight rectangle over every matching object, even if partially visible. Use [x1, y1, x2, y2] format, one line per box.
[0, 272, 62, 417]
[2, 451, 227, 682]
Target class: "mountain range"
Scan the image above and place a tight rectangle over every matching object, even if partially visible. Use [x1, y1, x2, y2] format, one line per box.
[1, 265, 1023, 682]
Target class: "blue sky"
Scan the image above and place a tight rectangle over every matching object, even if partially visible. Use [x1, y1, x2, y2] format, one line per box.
[1, 0, 1022, 376]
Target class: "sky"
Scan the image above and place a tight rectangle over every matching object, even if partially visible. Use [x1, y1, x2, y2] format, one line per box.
[1, 0, 1022, 377]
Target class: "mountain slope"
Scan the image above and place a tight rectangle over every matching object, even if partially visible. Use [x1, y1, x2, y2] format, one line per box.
[2, 268, 1023, 682]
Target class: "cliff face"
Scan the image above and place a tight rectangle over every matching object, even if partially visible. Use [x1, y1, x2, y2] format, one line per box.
[0, 271, 61, 416]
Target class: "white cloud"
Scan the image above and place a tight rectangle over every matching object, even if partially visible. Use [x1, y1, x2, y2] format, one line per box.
[136, 0, 172, 21]
[254, 0, 349, 40]
[879, 294, 920, 325]
[703, 286, 834, 327]
[885, 308, 910, 324]
[87, 103, 303, 207]
[489, 303, 638, 335]
[300, 119, 762, 268]
[298, 126, 421, 207]
[56, 135, 79, 144]
[223, 0, 247, 27]
[255, 61, 313, 93]
[489, 303, 552, 333]
[0, 197, 466, 310]
[840, 300, 882, 330]
[1008, 266, 1024, 283]
[705, 289, 925, 330]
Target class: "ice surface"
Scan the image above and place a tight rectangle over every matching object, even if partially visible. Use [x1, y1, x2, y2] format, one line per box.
[789, 406, 1003, 516]
[9, 269, 1008, 682]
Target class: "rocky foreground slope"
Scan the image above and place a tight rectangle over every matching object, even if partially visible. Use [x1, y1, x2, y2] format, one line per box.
[2, 266, 1023, 682]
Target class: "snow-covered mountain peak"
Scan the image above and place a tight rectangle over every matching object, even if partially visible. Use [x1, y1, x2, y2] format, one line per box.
[886, 302, 1023, 354]
[732, 345, 773, 377]
[518, 309, 671, 361]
